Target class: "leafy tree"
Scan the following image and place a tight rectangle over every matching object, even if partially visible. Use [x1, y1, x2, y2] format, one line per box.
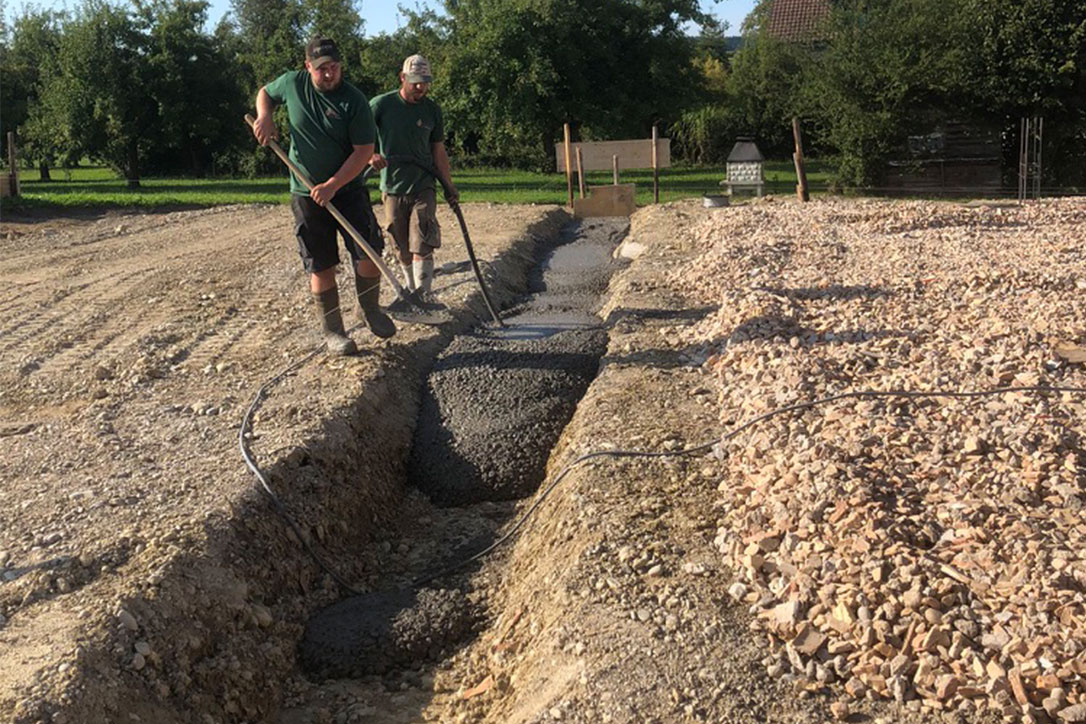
[1, 8, 66, 177]
[434, 0, 708, 169]
[960, 0, 1086, 186]
[31, 0, 155, 186]
[232, 0, 305, 87]
[804, 0, 970, 185]
[136, 0, 249, 175]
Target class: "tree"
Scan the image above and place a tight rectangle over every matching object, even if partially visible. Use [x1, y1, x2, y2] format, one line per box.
[232, 0, 305, 88]
[32, 1, 155, 186]
[1, 8, 66, 177]
[135, 0, 248, 175]
[435, 0, 709, 168]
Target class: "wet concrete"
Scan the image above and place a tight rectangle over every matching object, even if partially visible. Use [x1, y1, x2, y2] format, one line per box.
[410, 219, 628, 506]
[299, 218, 628, 681]
[299, 587, 475, 678]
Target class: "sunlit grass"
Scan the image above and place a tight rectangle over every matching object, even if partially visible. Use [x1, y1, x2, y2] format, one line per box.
[3, 160, 832, 211]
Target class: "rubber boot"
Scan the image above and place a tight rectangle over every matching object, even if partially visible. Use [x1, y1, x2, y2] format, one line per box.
[313, 287, 357, 356]
[355, 275, 397, 339]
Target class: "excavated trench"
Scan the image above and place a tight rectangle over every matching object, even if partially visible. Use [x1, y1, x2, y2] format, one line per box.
[296, 218, 628, 697]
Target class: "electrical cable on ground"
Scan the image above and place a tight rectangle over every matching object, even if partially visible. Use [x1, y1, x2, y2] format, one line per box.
[413, 383, 1086, 586]
[240, 346, 1086, 594]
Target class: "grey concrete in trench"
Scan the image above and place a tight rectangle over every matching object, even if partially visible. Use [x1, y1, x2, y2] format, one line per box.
[300, 218, 629, 679]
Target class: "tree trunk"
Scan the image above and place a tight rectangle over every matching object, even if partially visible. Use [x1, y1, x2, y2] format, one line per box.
[126, 141, 140, 189]
[541, 132, 557, 174]
[39, 162, 51, 181]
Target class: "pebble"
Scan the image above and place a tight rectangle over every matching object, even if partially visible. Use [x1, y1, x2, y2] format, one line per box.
[118, 609, 138, 631]
[1058, 703, 1086, 723]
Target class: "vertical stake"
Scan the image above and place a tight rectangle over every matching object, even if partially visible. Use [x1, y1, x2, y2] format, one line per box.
[612, 154, 619, 186]
[651, 125, 659, 204]
[7, 131, 18, 197]
[575, 147, 586, 199]
[792, 118, 809, 202]
[563, 123, 574, 208]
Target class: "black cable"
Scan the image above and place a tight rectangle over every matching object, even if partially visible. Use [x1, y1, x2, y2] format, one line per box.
[238, 342, 363, 595]
[411, 383, 1086, 587]
[240, 321, 1084, 594]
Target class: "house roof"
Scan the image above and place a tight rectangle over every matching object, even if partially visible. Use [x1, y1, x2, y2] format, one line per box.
[766, 0, 831, 41]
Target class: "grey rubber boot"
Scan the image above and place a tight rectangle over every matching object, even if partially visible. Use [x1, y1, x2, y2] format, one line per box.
[355, 275, 397, 339]
[313, 287, 357, 356]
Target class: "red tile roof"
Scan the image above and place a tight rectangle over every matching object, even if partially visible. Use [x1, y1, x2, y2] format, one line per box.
[767, 0, 831, 41]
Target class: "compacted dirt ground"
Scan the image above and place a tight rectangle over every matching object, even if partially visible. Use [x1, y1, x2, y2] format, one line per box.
[1, 196, 1084, 724]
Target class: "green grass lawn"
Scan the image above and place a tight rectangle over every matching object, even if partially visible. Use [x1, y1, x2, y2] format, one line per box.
[3, 160, 831, 211]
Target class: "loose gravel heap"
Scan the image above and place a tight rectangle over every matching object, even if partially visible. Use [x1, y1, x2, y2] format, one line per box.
[667, 199, 1086, 722]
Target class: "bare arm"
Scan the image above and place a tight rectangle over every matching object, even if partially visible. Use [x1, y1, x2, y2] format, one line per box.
[431, 142, 458, 202]
[310, 144, 374, 206]
[253, 88, 279, 145]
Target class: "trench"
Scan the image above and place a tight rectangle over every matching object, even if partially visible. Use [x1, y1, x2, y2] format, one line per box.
[281, 218, 630, 722]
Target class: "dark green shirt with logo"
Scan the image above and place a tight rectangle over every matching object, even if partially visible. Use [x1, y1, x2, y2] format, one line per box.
[369, 90, 445, 196]
[264, 70, 375, 196]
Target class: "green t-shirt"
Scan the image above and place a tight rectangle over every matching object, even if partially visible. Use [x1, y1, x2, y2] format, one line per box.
[369, 90, 445, 195]
[264, 70, 375, 196]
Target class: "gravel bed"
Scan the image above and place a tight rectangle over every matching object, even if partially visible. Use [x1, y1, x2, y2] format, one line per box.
[664, 198, 1086, 722]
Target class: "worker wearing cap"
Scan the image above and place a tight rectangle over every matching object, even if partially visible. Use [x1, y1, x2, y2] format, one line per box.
[252, 37, 396, 355]
[369, 54, 458, 300]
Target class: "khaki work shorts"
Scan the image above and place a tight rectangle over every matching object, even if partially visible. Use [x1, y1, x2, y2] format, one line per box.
[382, 187, 441, 258]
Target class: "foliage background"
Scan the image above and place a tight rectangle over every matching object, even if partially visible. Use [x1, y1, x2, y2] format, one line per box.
[2, 0, 1084, 190]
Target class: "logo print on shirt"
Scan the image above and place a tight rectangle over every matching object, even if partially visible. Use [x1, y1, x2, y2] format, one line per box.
[325, 107, 341, 120]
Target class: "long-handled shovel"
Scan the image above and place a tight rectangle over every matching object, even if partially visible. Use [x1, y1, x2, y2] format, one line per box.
[244, 114, 448, 325]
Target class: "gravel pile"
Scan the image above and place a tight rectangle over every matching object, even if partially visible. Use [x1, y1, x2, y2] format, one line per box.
[667, 199, 1086, 722]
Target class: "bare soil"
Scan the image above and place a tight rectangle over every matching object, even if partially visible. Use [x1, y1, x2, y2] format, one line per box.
[1, 197, 1083, 724]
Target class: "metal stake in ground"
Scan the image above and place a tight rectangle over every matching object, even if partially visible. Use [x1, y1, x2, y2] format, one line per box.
[243, 114, 448, 325]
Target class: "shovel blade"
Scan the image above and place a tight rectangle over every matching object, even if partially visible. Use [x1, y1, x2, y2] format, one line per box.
[387, 291, 452, 326]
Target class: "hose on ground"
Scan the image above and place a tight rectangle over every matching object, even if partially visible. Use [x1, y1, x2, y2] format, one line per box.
[239, 330, 1085, 594]
[411, 383, 1086, 587]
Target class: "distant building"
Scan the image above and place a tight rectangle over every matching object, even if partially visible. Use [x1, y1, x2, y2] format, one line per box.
[766, 0, 831, 41]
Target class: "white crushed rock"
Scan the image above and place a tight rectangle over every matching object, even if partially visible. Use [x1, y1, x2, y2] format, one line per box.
[668, 198, 1086, 721]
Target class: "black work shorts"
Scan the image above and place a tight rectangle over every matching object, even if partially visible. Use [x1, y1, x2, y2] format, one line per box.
[290, 186, 384, 274]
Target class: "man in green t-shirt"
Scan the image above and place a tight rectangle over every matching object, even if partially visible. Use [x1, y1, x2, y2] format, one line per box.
[369, 54, 459, 300]
[252, 37, 396, 355]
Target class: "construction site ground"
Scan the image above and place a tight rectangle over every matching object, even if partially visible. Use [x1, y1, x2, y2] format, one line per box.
[1, 196, 1084, 724]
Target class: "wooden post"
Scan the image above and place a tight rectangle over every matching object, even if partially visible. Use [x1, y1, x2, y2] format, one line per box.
[7, 131, 18, 197]
[792, 118, 809, 202]
[563, 123, 574, 208]
[575, 147, 586, 199]
[651, 125, 659, 204]
[612, 154, 619, 185]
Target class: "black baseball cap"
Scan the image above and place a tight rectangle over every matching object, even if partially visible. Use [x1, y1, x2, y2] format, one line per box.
[306, 37, 341, 68]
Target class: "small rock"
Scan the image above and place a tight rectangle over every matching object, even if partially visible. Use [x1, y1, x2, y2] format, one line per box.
[131, 653, 146, 670]
[1058, 703, 1086, 723]
[118, 609, 138, 631]
[830, 701, 849, 721]
[252, 604, 273, 628]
